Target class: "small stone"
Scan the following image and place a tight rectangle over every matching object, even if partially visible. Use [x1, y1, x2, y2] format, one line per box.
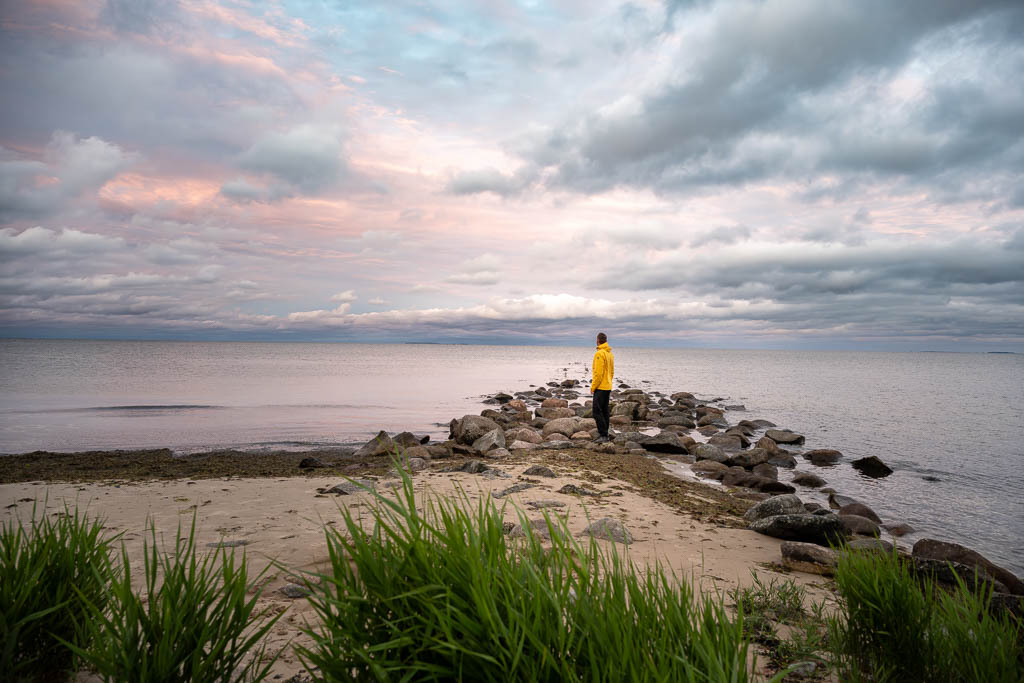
[557, 484, 601, 496]
[280, 583, 311, 599]
[493, 482, 537, 499]
[781, 541, 837, 575]
[582, 518, 633, 544]
[792, 471, 827, 487]
[851, 455, 893, 478]
[523, 465, 556, 478]
[207, 540, 249, 548]
[803, 449, 843, 466]
[298, 457, 327, 469]
[526, 500, 566, 510]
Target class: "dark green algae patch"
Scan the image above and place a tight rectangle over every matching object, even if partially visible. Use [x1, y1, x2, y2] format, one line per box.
[1, 446, 750, 528]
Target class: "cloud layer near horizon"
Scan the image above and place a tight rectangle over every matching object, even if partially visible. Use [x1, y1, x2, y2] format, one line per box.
[1, 0, 1022, 349]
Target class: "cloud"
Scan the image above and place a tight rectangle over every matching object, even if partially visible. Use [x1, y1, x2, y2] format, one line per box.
[690, 224, 751, 248]
[232, 124, 347, 197]
[447, 166, 535, 197]
[0, 226, 126, 258]
[0, 132, 135, 218]
[330, 289, 357, 303]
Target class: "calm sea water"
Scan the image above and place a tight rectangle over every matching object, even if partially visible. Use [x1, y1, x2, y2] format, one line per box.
[1, 339, 1021, 575]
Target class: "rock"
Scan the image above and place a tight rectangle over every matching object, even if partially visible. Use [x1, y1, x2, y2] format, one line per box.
[523, 465, 556, 478]
[803, 449, 842, 466]
[561, 379, 579, 387]
[609, 415, 632, 426]
[838, 503, 881, 524]
[707, 434, 745, 451]
[582, 518, 633, 544]
[755, 436, 779, 454]
[508, 440, 539, 451]
[454, 415, 501, 446]
[280, 583, 311, 598]
[670, 391, 695, 401]
[844, 538, 894, 553]
[507, 399, 528, 413]
[691, 460, 729, 479]
[537, 407, 577, 419]
[394, 431, 422, 448]
[781, 541, 837, 575]
[767, 452, 797, 468]
[792, 471, 827, 487]
[759, 480, 797, 494]
[828, 492, 861, 510]
[752, 463, 778, 480]
[749, 513, 846, 546]
[743, 494, 806, 523]
[354, 430, 395, 458]
[506, 428, 542, 444]
[493, 482, 537, 499]
[541, 397, 569, 409]
[570, 431, 592, 440]
[909, 557, 1008, 595]
[426, 442, 454, 459]
[449, 460, 491, 474]
[323, 479, 376, 495]
[765, 429, 805, 445]
[696, 425, 719, 436]
[208, 540, 249, 548]
[402, 446, 431, 461]
[508, 518, 561, 540]
[611, 401, 640, 418]
[727, 448, 770, 469]
[882, 522, 914, 537]
[640, 431, 688, 454]
[912, 539, 1024, 595]
[851, 456, 893, 478]
[693, 443, 729, 463]
[298, 457, 327, 469]
[557, 484, 600, 496]
[577, 417, 597, 431]
[472, 428, 506, 453]
[840, 514, 880, 537]
[526, 500, 566, 510]
[542, 417, 579, 438]
[488, 448, 511, 459]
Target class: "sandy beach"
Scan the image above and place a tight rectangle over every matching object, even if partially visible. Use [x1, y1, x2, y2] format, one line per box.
[0, 448, 836, 680]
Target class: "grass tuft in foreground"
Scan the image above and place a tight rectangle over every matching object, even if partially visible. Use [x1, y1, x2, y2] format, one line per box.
[72, 516, 281, 683]
[829, 548, 1024, 682]
[0, 506, 115, 683]
[297, 466, 755, 682]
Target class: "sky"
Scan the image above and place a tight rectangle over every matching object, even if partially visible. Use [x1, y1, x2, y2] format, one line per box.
[1, 0, 1023, 350]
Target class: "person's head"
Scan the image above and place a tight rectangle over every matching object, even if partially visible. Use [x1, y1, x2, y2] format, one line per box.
[596, 332, 607, 345]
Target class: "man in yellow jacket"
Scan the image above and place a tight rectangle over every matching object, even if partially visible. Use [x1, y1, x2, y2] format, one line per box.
[590, 332, 615, 442]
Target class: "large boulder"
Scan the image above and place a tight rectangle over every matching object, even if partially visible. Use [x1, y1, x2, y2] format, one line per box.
[707, 434, 745, 451]
[394, 431, 425, 448]
[755, 436, 779, 454]
[728, 448, 770, 469]
[839, 514, 880, 537]
[765, 429, 805, 445]
[749, 513, 846, 547]
[582, 518, 633, 545]
[537, 407, 577, 419]
[781, 541, 837, 575]
[659, 415, 696, 428]
[752, 463, 778, 480]
[472, 428, 506, 453]
[611, 401, 641, 419]
[693, 443, 729, 463]
[768, 452, 798, 468]
[506, 427, 542, 444]
[541, 397, 569, 409]
[909, 557, 1008, 595]
[354, 430, 394, 458]
[851, 456, 893, 478]
[542, 417, 580, 438]
[792, 471, 827, 488]
[640, 431, 688, 454]
[912, 539, 1024, 595]
[803, 449, 843, 466]
[838, 502, 881, 523]
[691, 460, 729, 479]
[454, 415, 501, 446]
[508, 440, 540, 450]
[743, 494, 806, 523]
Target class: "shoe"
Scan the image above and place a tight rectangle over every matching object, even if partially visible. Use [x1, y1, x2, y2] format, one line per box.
[595, 436, 609, 443]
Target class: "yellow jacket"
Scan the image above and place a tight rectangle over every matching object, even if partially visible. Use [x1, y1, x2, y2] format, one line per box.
[591, 342, 614, 392]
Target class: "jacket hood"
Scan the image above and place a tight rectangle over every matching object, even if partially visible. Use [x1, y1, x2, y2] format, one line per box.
[596, 342, 611, 351]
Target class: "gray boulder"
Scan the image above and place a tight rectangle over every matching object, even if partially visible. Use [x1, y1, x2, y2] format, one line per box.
[640, 431, 688, 454]
[542, 417, 579, 438]
[781, 541, 837, 575]
[693, 443, 729, 463]
[913, 539, 1024, 595]
[691, 460, 729, 479]
[707, 434, 745, 451]
[792, 471, 827, 488]
[523, 465, 556, 478]
[844, 538, 894, 553]
[828, 492, 861, 510]
[743, 494, 806, 523]
[472, 428, 506, 453]
[803, 449, 843, 466]
[749, 513, 846, 547]
[765, 430, 805, 445]
[768, 452, 798, 468]
[582, 518, 634, 544]
[728, 448, 770, 469]
[838, 502, 881, 524]
[851, 456, 893, 478]
[354, 430, 394, 458]
[840, 514, 880, 537]
[454, 415, 501, 446]
[752, 463, 778, 480]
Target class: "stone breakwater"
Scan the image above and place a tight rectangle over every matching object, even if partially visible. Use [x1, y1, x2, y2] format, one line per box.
[336, 376, 1023, 608]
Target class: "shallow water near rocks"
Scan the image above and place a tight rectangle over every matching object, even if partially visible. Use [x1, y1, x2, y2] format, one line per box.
[1, 339, 1021, 575]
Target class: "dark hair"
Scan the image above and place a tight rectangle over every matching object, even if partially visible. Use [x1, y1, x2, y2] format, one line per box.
[597, 332, 607, 343]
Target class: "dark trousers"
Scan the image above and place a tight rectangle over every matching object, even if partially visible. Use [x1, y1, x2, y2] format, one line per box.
[593, 389, 611, 437]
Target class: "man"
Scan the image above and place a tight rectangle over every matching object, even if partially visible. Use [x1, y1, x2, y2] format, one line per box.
[590, 332, 614, 442]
